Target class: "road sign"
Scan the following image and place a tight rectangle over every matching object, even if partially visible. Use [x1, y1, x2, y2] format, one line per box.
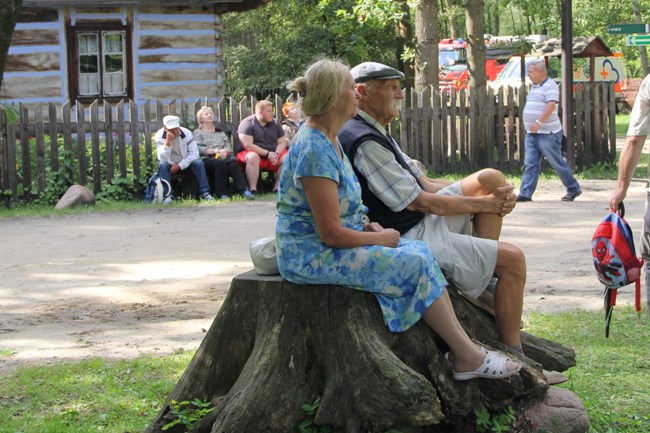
[626, 35, 650, 46]
[608, 23, 650, 34]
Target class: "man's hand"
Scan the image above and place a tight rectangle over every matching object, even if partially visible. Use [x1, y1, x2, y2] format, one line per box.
[170, 163, 181, 174]
[363, 222, 384, 232]
[268, 151, 280, 165]
[607, 189, 626, 212]
[493, 183, 516, 216]
[165, 130, 177, 146]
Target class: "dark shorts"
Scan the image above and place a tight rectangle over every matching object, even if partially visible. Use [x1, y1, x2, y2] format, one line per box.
[237, 149, 288, 172]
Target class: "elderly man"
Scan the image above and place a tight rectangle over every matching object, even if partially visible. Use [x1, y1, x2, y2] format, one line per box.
[154, 115, 214, 204]
[237, 100, 288, 194]
[518, 60, 581, 202]
[339, 62, 525, 354]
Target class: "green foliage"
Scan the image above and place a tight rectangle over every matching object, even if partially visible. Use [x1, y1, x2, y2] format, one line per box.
[0, 101, 19, 124]
[475, 406, 517, 432]
[299, 399, 332, 433]
[298, 398, 406, 433]
[162, 398, 216, 431]
[222, 0, 398, 98]
[6, 132, 155, 207]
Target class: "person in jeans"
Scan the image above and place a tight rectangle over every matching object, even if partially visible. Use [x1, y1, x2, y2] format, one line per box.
[517, 60, 582, 202]
[154, 115, 214, 204]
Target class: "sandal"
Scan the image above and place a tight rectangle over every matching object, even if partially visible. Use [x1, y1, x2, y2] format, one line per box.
[453, 350, 521, 381]
[444, 345, 488, 366]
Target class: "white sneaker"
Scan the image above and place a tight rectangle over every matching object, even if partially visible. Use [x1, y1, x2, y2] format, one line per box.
[200, 193, 215, 202]
[163, 196, 173, 205]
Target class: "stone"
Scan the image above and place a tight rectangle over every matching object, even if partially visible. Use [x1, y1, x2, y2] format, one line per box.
[54, 185, 96, 210]
[525, 387, 590, 433]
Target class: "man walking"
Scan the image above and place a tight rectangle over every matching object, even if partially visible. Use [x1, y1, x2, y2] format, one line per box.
[517, 60, 582, 202]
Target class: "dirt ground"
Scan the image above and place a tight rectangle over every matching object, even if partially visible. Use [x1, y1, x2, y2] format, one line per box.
[1, 178, 648, 375]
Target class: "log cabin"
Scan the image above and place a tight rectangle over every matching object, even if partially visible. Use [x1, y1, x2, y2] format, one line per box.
[1, 0, 268, 105]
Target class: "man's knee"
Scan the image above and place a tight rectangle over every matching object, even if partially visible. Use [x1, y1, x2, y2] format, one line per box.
[476, 168, 506, 188]
[246, 152, 261, 165]
[495, 242, 526, 278]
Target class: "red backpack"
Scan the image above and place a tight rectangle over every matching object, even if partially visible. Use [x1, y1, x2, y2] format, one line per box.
[591, 203, 643, 337]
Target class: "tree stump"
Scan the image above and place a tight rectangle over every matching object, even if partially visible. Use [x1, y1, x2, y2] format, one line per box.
[146, 271, 576, 433]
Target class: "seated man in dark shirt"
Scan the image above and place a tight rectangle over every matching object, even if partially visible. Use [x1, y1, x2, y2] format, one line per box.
[237, 100, 288, 193]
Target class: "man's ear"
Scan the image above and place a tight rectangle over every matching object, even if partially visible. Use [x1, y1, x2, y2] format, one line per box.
[356, 83, 368, 98]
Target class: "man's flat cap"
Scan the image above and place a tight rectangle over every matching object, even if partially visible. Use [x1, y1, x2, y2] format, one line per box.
[162, 115, 180, 129]
[350, 62, 405, 83]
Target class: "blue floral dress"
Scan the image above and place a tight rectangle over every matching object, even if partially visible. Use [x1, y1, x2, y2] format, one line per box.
[276, 126, 448, 332]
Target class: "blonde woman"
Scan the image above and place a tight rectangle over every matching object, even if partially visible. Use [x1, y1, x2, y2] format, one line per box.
[194, 106, 253, 200]
[276, 59, 521, 381]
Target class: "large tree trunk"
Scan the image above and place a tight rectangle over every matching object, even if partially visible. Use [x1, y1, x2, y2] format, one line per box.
[146, 271, 576, 433]
[465, 0, 489, 167]
[395, 0, 414, 89]
[414, 0, 438, 92]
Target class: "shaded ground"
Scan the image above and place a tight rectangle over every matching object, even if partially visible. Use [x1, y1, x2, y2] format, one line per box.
[0, 178, 647, 374]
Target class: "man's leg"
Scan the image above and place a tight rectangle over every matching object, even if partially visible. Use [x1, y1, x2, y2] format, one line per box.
[493, 241, 526, 348]
[641, 192, 650, 316]
[519, 133, 542, 199]
[158, 162, 173, 197]
[460, 168, 509, 240]
[244, 152, 261, 192]
[537, 131, 581, 194]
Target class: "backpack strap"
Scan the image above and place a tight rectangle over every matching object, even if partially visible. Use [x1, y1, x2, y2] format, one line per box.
[636, 277, 641, 312]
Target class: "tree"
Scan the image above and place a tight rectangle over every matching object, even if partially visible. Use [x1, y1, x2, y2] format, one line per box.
[414, 0, 438, 92]
[146, 272, 576, 433]
[465, 0, 487, 90]
[222, 0, 397, 98]
[0, 0, 21, 91]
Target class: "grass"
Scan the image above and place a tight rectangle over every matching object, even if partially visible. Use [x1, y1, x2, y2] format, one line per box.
[0, 310, 647, 433]
[0, 192, 276, 221]
[525, 307, 650, 433]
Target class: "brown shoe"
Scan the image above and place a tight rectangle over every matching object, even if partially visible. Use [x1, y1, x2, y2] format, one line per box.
[543, 369, 568, 385]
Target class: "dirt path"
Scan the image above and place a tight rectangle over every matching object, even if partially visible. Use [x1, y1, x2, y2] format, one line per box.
[1, 178, 647, 374]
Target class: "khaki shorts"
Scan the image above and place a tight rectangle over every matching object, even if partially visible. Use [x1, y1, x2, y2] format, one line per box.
[402, 181, 498, 300]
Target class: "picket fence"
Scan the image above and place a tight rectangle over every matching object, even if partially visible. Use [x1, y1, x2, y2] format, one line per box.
[0, 82, 616, 202]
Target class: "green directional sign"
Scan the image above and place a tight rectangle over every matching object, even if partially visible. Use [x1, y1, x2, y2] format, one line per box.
[608, 23, 650, 34]
[627, 35, 650, 46]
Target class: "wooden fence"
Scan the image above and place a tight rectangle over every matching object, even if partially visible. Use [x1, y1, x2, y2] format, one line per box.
[0, 82, 616, 203]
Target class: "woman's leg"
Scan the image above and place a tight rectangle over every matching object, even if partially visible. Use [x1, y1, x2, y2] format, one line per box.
[227, 160, 249, 193]
[422, 291, 519, 373]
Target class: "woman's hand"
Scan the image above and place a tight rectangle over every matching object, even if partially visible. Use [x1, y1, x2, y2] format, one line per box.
[374, 228, 400, 248]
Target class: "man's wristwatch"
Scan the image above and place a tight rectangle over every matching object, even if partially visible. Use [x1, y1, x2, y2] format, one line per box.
[535, 119, 542, 125]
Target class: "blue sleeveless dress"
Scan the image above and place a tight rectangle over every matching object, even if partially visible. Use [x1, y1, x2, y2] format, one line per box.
[276, 126, 447, 332]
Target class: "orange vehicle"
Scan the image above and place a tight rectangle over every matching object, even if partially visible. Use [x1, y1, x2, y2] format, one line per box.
[438, 38, 510, 92]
